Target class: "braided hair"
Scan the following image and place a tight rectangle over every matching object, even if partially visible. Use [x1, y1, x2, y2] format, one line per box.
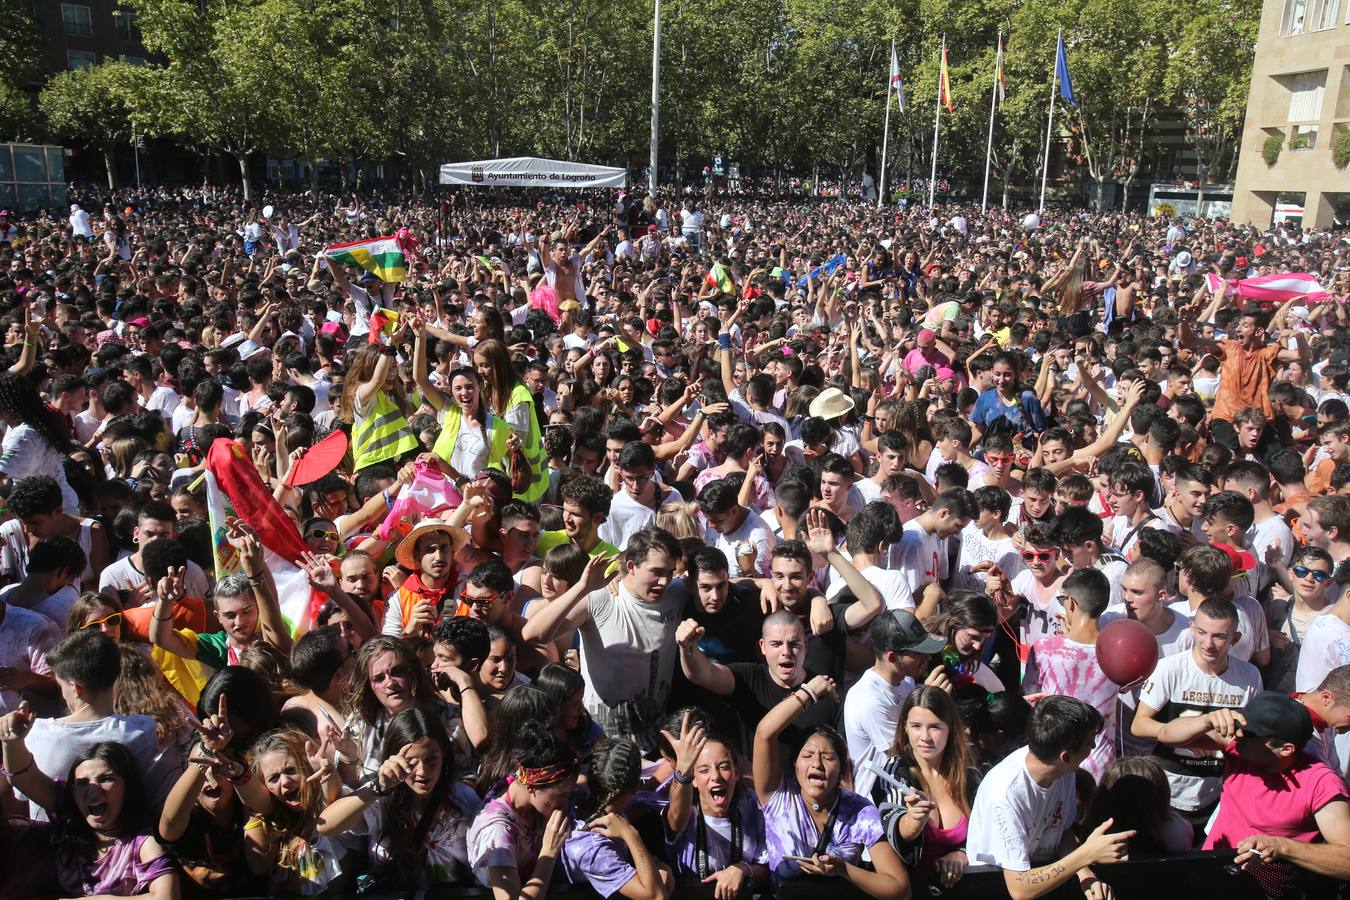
[579, 737, 643, 824]
[0, 372, 71, 451]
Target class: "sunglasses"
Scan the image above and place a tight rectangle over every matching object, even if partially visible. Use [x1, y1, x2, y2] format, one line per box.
[459, 588, 504, 609]
[1293, 565, 1332, 583]
[83, 611, 124, 630]
[985, 454, 1014, 465]
[1021, 549, 1059, 563]
[306, 528, 339, 543]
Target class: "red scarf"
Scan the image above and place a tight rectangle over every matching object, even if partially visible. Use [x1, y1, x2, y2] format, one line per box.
[1292, 693, 1329, 732]
[402, 572, 452, 613]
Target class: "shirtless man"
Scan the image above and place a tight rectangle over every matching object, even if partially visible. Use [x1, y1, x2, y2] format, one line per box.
[540, 223, 609, 305]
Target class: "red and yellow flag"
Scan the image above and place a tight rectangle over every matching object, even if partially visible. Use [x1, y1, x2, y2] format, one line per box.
[939, 43, 954, 111]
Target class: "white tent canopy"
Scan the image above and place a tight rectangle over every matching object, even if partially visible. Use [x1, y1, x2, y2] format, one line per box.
[439, 156, 627, 189]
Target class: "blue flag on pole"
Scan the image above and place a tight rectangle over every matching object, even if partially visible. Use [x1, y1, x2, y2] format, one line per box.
[1055, 32, 1077, 108]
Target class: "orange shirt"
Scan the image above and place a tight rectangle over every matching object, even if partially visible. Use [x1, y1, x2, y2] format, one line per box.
[1211, 339, 1280, 423]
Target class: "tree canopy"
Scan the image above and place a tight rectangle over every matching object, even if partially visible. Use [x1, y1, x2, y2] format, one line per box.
[13, 0, 1257, 197]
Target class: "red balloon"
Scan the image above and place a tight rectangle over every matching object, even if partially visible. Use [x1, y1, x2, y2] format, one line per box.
[1095, 619, 1160, 688]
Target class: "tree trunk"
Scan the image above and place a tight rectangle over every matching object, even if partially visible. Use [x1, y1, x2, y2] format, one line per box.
[236, 153, 252, 201]
[309, 158, 319, 192]
[103, 147, 117, 190]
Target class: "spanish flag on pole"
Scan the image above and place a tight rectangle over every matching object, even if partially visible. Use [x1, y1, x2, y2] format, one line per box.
[939, 42, 954, 111]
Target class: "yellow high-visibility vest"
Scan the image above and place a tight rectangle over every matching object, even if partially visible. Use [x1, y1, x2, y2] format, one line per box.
[352, 391, 419, 471]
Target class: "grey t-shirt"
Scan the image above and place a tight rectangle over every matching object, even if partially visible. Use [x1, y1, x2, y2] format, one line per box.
[21, 713, 180, 821]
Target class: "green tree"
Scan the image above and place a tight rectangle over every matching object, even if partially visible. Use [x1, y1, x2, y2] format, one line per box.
[0, 0, 45, 139]
[1165, 0, 1259, 206]
[39, 62, 150, 188]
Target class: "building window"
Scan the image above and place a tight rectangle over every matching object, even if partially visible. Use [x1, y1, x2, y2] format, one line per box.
[61, 3, 92, 37]
[115, 9, 140, 41]
[1282, 0, 1341, 32]
[1287, 70, 1327, 122]
[1311, 0, 1342, 29]
[66, 50, 96, 70]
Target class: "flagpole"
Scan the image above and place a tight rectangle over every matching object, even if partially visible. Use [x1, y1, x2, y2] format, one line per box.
[1038, 28, 1060, 214]
[981, 34, 1000, 213]
[929, 35, 944, 209]
[879, 39, 894, 210]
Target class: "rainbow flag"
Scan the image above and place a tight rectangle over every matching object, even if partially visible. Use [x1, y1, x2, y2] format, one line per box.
[705, 261, 735, 296]
[325, 236, 408, 283]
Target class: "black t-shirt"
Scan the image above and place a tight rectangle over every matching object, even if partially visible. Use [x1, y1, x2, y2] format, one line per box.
[728, 661, 841, 758]
[668, 584, 767, 746]
[802, 601, 851, 684]
[686, 583, 766, 665]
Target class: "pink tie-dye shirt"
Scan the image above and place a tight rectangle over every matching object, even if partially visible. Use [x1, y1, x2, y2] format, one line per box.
[1022, 635, 1119, 780]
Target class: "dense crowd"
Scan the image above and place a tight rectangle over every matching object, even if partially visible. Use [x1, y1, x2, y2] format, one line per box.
[0, 184, 1348, 900]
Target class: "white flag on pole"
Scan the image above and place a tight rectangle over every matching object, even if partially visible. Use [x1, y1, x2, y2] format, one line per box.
[890, 43, 906, 112]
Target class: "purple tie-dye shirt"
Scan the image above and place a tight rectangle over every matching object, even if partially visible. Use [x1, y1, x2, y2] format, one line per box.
[664, 788, 770, 880]
[761, 782, 884, 883]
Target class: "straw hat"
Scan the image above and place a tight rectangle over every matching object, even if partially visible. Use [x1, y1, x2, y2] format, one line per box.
[394, 518, 469, 570]
[809, 387, 854, 421]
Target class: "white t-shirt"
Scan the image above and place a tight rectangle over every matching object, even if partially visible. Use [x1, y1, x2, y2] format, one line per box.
[1100, 605, 1192, 658]
[1169, 594, 1270, 664]
[924, 451, 989, 489]
[0, 602, 60, 715]
[0, 583, 77, 630]
[953, 523, 1024, 591]
[72, 410, 100, 445]
[1137, 651, 1262, 812]
[144, 384, 181, 420]
[1250, 515, 1295, 569]
[703, 508, 776, 578]
[888, 520, 945, 595]
[843, 668, 914, 766]
[21, 712, 180, 821]
[578, 579, 687, 747]
[967, 747, 1076, 871]
[1012, 569, 1065, 649]
[1295, 613, 1350, 692]
[98, 554, 211, 601]
[827, 563, 913, 611]
[0, 423, 80, 513]
[597, 486, 684, 552]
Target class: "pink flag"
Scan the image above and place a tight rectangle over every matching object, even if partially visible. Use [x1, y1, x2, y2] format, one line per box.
[375, 462, 462, 542]
[1236, 272, 1329, 303]
[1204, 272, 1328, 303]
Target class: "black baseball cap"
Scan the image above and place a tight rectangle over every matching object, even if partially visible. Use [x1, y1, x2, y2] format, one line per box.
[869, 609, 946, 656]
[1242, 692, 1312, 747]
